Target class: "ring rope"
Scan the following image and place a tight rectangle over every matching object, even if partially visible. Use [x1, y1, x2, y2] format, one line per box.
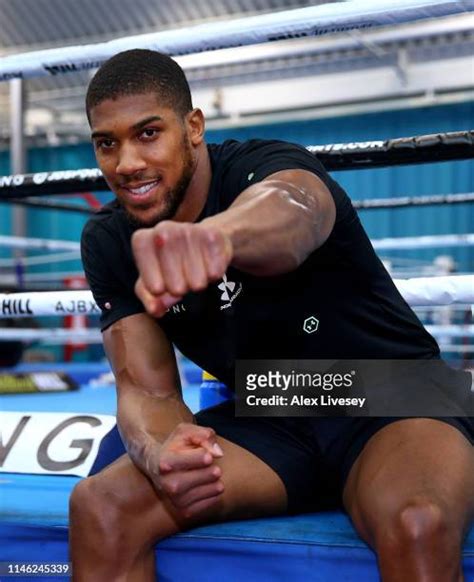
[1, 326, 473, 343]
[0, 0, 469, 82]
[436, 346, 474, 354]
[0, 328, 102, 343]
[394, 275, 474, 306]
[1, 233, 472, 255]
[0, 197, 95, 215]
[372, 234, 474, 250]
[353, 192, 474, 210]
[0, 235, 80, 252]
[4, 192, 471, 215]
[3, 271, 85, 285]
[0, 251, 80, 268]
[0, 131, 472, 198]
[0, 276, 472, 318]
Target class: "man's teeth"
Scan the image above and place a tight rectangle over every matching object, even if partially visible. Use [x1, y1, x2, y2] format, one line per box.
[129, 181, 158, 195]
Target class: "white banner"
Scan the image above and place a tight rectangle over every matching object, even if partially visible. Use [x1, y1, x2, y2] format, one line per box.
[0, 411, 116, 477]
[0, 290, 99, 317]
[0, 275, 472, 321]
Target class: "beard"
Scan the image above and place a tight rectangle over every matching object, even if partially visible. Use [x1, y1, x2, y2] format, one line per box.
[122, 135, 195, 228]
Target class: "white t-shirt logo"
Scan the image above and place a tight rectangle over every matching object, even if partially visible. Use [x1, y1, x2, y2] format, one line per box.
[218, 274, 236, 302]
[217, 275, 243, 310]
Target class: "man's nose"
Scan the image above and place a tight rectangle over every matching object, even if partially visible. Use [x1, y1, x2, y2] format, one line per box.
[116, 144, 147, 175]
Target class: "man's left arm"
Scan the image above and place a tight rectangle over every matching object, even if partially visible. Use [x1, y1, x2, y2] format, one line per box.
[132, 169, 336, 316]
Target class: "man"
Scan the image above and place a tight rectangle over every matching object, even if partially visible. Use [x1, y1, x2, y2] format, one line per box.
[73, 49, 474, 581]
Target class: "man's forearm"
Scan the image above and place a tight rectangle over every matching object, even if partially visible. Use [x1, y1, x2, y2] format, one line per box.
[117, 388, 194, 474]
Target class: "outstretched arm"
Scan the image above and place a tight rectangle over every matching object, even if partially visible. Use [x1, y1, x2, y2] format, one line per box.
[203, 169, 336, 276]
[132, 169, 336, 315]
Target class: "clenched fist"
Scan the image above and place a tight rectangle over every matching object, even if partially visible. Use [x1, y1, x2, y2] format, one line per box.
[132, 221, 233, 317]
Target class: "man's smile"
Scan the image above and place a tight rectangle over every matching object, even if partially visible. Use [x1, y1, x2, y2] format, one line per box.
[121, 178, 162, 204]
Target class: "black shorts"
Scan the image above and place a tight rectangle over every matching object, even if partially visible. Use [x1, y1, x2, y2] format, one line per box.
[195, 400, 474, 514]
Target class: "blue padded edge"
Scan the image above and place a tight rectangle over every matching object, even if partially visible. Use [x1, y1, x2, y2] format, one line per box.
[2, 516, 474, 582]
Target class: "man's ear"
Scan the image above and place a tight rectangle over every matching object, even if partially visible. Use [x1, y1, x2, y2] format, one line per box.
[186, 108, 205, 146]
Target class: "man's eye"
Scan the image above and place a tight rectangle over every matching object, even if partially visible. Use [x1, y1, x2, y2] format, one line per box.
[96, 139, 114, 149]
[140, 128, 159, 139]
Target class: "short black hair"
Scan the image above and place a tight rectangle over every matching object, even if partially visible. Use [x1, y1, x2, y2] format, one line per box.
[86, 49, 193, 121]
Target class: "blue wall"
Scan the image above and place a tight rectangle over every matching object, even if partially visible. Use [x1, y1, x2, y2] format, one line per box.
[1, 100, 472, 275]
[208, 101, 473, 270]
[0, 144, 100, 271]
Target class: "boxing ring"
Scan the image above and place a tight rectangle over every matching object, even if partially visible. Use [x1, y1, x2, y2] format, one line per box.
[1, 1, 474, 580]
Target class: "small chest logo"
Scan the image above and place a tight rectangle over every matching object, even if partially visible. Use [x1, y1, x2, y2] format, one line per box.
[218, 274, 235, 301]
[303, 316, 319, 334]
[218, 274, 242, 310]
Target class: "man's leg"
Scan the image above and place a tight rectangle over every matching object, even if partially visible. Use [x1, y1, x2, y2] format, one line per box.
[343, 419, 474, 582]
[69, 435, 287, 582]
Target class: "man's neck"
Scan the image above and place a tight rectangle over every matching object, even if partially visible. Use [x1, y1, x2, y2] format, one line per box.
[174, 142, 211, 223]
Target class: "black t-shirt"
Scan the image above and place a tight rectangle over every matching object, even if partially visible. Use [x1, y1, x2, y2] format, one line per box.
[81, 139, 439, 388]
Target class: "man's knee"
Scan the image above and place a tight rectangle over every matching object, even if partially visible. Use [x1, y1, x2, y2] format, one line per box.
[376, 498, 458, 554]
[393, 500, 447, 543]
[69, 475, 126, 532]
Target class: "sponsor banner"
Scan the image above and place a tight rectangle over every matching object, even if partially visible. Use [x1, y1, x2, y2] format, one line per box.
[308, 140, 384, 153]
[0, 169, 106, 198]
[0, 372, 77, 394]
[0, 291, 99, 318]
[0, 411, 117, 477]
[235, 359, 474, 417]
[0, 169, 102, 187]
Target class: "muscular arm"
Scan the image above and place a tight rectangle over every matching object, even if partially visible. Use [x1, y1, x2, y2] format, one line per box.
[202, 169, 336, 276]
[132, 169, 336, 314]
[103, 313, 224, 510]
[103, 312, 193, 473]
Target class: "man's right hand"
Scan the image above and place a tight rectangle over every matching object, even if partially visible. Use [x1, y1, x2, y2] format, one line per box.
[132, 221, 233, 317]
[146, 423, 225, 517]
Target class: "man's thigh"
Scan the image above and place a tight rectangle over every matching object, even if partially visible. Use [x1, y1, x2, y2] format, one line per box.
[76, 433, 288, 541]
[196, 400, 342, 513]
[342, 418, 474, 544]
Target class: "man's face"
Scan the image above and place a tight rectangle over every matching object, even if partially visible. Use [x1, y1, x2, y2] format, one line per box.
[89, 93, 195, 227]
